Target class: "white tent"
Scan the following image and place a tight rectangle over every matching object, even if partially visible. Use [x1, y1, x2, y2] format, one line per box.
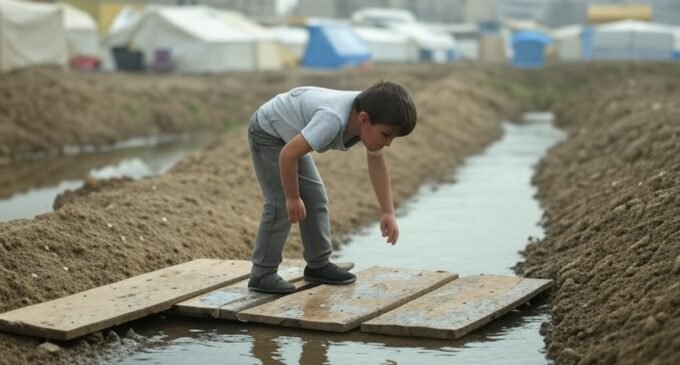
[388, 23, 457, 63]
[269, 25, 308, 65]
[105, 5, 258, 73]
[591, 20, 674, 60]
[61, 3, 99, 58]
[0, 0, 68, 72]
[552, 25, 583, 61]
[353, 26, 416, 63]
[216, 10, 282, 71]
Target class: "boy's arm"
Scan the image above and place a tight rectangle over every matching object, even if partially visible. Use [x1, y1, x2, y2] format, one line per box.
[280, 134, 313, 223]
[366, 151, 399, 245]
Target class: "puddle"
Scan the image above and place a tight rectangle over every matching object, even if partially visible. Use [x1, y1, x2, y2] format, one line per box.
[0, 135, 209, 222]
[105, 113, 565, 365]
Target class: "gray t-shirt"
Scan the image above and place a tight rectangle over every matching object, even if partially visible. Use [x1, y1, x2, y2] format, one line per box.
[256, 86, 361, 152]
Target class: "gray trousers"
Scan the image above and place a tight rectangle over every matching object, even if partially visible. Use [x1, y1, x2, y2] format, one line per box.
[248, 114, 332, 278]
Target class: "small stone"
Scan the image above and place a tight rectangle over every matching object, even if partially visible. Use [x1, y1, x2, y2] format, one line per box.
[106, 330, 121, 343]
[44, 245, 49, 251]
[139, 236, 145, 242]
[161, 217, 168, 223]
[63, 267, 69, 271]
[643, 316, 661, 334]
[655, 312, 670, 323]
[85, 331, 104, 344]
[31, 273, 38, 278]
[561, 347, 582, 361]
[126, 328, 144, 341]
[107, 223, 113, 228]
[673, 256, 680, 274]
[120, 236, 126, 242]
[37, 341, 61, 353]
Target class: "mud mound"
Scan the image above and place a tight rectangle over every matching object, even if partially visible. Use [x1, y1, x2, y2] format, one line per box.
[517, 65, 680, 365]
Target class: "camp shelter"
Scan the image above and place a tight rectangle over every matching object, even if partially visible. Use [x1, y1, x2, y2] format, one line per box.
[511, 30, 552, 69]
[551, 25, 584, 61]
[587, 4, 652, 24]
[353, 26, 416, 63]
[0, 0, 68, 72]
[387, 23, 458, 63]
[61, 3, 99, 58]
[269, 25, 308, 67]
[105, 5, 258, 73]
[216, 10, 282, 71]
[302, 22, 371, 69]
[591, 20, 674, 61]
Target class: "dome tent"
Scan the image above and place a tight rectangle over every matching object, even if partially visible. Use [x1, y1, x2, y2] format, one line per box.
[511, 31, 552, 68]
[302, 21, 371, 69]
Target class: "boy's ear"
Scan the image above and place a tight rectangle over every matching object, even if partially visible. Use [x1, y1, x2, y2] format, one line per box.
[359, 111, 371, 125]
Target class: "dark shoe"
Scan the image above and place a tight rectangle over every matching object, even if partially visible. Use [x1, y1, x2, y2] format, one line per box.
[248, 273, 295, 294]
[304, 262, 356, 285]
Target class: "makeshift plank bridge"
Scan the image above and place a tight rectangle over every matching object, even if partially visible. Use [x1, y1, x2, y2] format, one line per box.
[0, 259, 552, 341]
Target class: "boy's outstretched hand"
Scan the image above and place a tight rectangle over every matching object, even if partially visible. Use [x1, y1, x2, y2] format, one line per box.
[286, 197, 306, 223]
[380, 212, 399, 245]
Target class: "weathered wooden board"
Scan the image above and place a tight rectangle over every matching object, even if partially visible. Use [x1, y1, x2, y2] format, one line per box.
[237, 266, 457, 332]
[174, 262, 354, 320]
[0, 259, 251, 340]
[361, 274, 553, 339]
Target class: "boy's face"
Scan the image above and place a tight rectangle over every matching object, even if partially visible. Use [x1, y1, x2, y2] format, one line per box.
[359, 112, 398, 151]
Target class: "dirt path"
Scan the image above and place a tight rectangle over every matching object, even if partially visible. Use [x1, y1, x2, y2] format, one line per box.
[0, 66, 516, 364]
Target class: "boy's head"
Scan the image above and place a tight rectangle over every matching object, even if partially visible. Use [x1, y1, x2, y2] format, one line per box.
[353, 81, 417, 137]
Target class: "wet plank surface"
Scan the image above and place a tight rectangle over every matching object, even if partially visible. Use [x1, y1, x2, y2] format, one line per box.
[237, 266, 457, 332]
[174, 262, 354, 320]
[361, 274, 553, 339]
[0, 259, 251, 340]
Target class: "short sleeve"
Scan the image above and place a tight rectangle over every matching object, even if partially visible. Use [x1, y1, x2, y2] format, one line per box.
[301, 109, 343, 152]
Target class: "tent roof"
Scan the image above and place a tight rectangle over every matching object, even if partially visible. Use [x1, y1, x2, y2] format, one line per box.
[388, 23, 455, 48]
[512, 31, 552, 45]
[596, 20, 673, 33]
[149, 6, 254, 42]
[269, 25, 308, 44]
[551, 25, 584, 39]
[215, 9, 276, 40]
[353, 26, 409, 44]
[61, 3, 97, 31]
[0, 0, 61, 17]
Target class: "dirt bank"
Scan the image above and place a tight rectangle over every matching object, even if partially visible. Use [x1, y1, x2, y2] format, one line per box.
[515, 63, 680, 365]
[0, 65, 517, 364]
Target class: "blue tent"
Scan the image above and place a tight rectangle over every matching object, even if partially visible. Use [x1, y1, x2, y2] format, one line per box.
[674, 50, 680, 61]
[302, 23, 371, 69]
[511, 31, 552, 69]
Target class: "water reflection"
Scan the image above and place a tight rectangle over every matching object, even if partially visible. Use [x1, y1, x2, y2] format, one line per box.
[0, 135, 208, 222]
[113, 299, 547, 365]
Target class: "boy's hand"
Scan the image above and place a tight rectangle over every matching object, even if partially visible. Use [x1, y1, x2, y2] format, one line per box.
[286, 197, 306, 223]
[380, 213, 399, 245]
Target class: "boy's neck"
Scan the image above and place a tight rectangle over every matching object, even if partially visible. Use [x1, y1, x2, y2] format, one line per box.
[344, 109, 360, 139]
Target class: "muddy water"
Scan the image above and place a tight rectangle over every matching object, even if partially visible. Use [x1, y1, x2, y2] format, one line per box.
[0, 136, 208, 222]
[106, 113, 564, 365]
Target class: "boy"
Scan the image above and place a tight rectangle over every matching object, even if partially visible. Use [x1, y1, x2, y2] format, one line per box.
[247, 81, 417, 294]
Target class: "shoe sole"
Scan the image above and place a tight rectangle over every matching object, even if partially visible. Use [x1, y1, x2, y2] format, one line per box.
[303, 276, 357, 285]
[247, 286, 296, 294]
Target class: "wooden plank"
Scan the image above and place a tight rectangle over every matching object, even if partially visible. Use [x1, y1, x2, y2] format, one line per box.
[173, 262, 354, 320]
[361, 274, 553, 339]
[237, 266, 457, 333]
[0, 259, 251, 340]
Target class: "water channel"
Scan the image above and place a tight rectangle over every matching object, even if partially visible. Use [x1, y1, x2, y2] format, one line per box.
[103, 113, 565, 365]
[0, 136, 208, 222]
